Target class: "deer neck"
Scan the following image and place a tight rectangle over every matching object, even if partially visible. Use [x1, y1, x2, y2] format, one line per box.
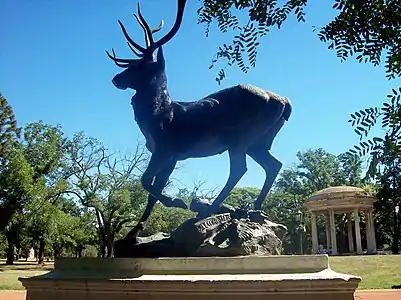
[131, 85, 173, 134]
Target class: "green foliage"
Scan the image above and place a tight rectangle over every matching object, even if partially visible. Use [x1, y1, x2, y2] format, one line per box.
[141, 204, 196, 236]
[263, 189, 305, 253]
[52, 205, 97, 257]
[347, 88, 401, 179]
[63, 132, 149, 257]
[225, 186, 260, 209]
[0, 95, 22, 230]
[0, 121, 71, 263]
[199, 1, 401, 84]
[276, 148, 364, 195]
[272, 148, 366, 253]
[372, 145, 401, 254]
[0, 93, 20, 164]
[22, 121, 67, 180]
[0, 147, 35, 231]
[198, 0, 307, 83]
[317, 1, 401, 80]
[0, 232, 5, 257]
[24, 197, 58, 252]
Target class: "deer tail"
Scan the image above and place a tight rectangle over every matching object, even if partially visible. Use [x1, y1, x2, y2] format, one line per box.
[282, 97, 292, 121]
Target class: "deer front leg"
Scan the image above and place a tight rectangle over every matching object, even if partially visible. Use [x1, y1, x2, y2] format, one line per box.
[141, 152, 188, 209]
[126, 158, 186, 239]
[200, 150, 247, 217]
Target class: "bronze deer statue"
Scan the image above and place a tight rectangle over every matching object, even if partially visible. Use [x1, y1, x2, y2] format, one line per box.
[106, 0, 292, 239]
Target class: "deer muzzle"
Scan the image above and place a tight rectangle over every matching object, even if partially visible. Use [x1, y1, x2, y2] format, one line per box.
[112, 75, 127, 90]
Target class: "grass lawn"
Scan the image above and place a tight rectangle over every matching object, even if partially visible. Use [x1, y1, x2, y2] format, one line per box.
[0, 255, 400, 290]
[0, 260, 53, 290]
[329, 255, 401, 290]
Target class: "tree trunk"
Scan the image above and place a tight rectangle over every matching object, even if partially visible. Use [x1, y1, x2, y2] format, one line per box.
[53, 244, 61, 259]
[100, 243, 106, 258]
[106, 240, 113, 258]
[392, 229, 400, 254]
[75, 245, 83, 258]
[37, 239, 45, 264]
[391, 212, 400, 255]
[392, 237, 399, 254]
[6, 243, 14, 265]
[5, 231, 15, 265]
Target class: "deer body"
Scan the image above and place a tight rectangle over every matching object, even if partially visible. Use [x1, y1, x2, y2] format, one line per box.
[107, 0, 292, 240]
[132, 84, 291, 161]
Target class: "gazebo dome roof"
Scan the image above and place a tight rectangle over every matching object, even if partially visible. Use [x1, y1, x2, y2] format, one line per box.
[304, 185, 375, 212]
[309, 186, 369, 199]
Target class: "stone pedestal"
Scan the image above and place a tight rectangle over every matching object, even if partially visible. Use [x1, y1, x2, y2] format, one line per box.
[19, 255, 360, 300]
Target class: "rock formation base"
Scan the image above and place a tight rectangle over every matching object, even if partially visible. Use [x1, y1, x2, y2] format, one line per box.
[114, 209, 287, 258]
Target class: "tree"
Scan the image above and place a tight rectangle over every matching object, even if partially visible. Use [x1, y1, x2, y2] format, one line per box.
[0, 93, 21, 230]
[276, 148, 364, 195]
[273, 148, 366, 253]
[0, 121, 68, 264]
[50, 200, 97, 258]
[346, 90, 400, 254]
[24, 197, 59, 263]
[0, 147, 35, 264]
[21, 121, 68, 263]
[0, 93, 20, 163]
[225, 186, 261, 209]
[197, 0, 307, 83]
[373, 148, 401, 254]
[198, 1, 401, 83]
[338, 153, 364, 187]
[63, 132, 148, 257]
[263, 189, 306, 254]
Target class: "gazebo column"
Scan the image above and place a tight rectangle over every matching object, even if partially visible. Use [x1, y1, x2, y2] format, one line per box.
[325, 213, 331, 251]
[311, 211, 319, 254]
[347, 213, 354, 253]
[329, 209, 337, 255]
[354, 208, 363, 254]
[370, 209, 377, 252]
[366, 208, 377, 253]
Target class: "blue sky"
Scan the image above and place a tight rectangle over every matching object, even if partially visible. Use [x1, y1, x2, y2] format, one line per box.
[1, 0, 396, 193]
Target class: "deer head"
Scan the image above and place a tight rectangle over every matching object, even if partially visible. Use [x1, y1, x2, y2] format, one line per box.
[106, 0, 187, 91]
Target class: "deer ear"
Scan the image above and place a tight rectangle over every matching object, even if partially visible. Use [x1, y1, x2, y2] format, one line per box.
[156, 46, 165, 68]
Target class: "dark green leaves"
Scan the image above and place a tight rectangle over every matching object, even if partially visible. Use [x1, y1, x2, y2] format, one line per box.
[199, 0, 401, 84]
[0, 93, 20, 165]
[348, 107, 380, 139]
[318, 0, 401, 79]
[347, 87, 401, 179]
[198, 0, 307, 84]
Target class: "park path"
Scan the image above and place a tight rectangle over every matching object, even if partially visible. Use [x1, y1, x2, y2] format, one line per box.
[0, 290, 400, 300]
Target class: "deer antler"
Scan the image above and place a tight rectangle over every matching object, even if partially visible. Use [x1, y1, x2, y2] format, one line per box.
[135, 3, 154, 48]
[129, 0, 187, 55]
[117, 20, 146, 53]
[151, 0, 187, 50]
[106, 49, 133, 68]
[106, 0, 187, 65]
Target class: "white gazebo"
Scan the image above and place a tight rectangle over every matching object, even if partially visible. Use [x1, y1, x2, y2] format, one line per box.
[304, 186, 377, 255]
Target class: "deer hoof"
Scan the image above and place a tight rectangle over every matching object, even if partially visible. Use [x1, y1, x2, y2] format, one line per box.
[171, 198, 188, 209]
[197, 205, 219, 219]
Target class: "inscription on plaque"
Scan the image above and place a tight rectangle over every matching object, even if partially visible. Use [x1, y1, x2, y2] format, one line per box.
[195, 213, 232, 233]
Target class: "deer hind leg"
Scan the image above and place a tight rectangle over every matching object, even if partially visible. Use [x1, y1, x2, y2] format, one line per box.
[201, 150, 247, 217]
[247, 144, 282, 211]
